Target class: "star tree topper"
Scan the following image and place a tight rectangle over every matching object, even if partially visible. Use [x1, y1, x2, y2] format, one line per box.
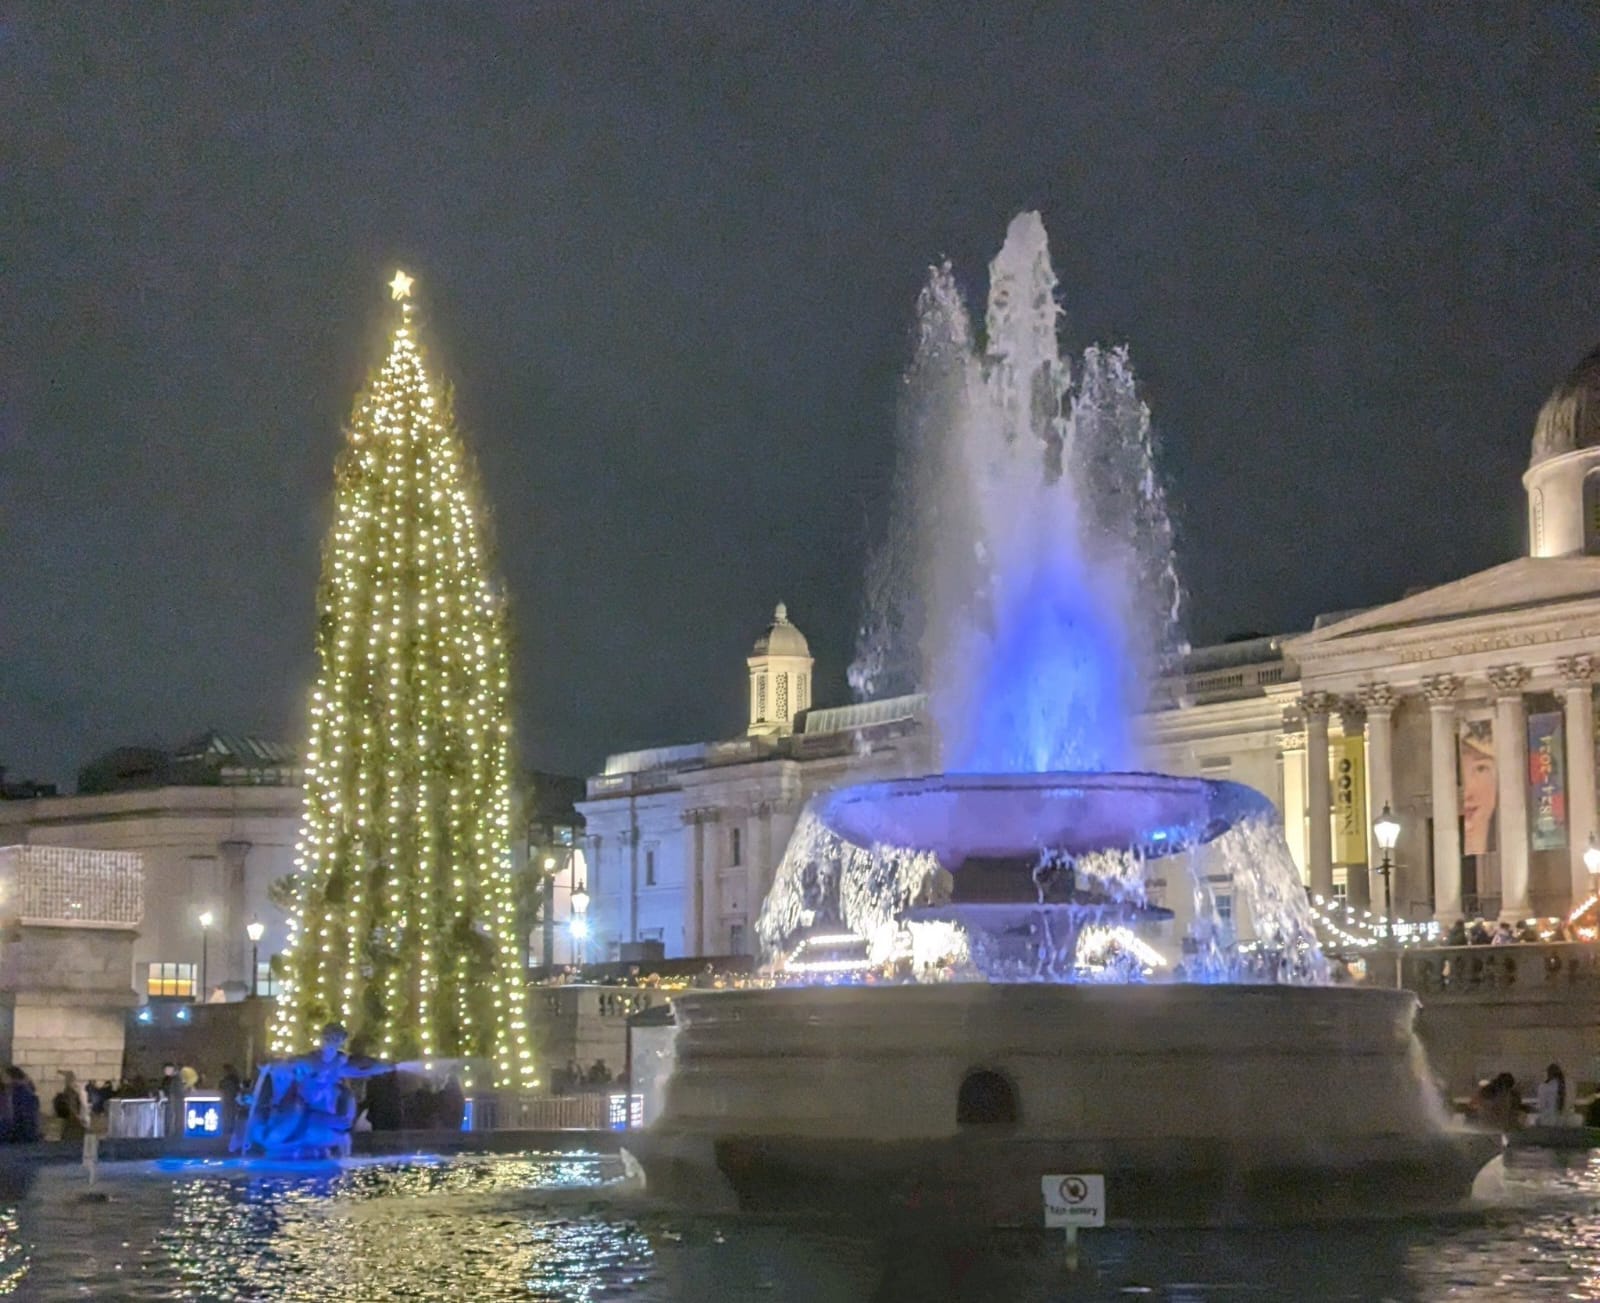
[389, 269, 414, 300]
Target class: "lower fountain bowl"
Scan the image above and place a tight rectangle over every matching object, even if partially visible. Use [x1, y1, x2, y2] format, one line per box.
[633, 983, 1499, 1227]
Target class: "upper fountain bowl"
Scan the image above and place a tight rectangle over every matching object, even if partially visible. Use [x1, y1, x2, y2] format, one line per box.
[812, 771, 1276, 865]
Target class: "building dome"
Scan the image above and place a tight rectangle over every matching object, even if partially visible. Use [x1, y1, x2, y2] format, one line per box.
[1530, 342, 1600, 468]
[752, 603, 811, 658]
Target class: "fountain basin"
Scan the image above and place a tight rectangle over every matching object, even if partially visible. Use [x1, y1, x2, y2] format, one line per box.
[634, 983, 1498, 1226]
[814, 771, 1275, 864]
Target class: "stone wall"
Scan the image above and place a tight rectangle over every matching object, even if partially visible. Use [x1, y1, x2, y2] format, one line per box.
[0, 923, 139, 1089]
[1404, 942, 1600, 1094]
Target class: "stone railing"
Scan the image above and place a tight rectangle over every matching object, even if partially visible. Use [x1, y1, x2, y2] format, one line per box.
[1401, 943, 1600, 998]
[535, 985, 662, 1019]
[0, 845, 144, 929]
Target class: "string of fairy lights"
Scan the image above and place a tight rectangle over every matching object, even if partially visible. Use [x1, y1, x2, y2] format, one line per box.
[271, 271, 534, 1086]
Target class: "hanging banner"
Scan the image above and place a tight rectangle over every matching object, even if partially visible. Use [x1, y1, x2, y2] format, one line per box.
[1459, 718, 1497, 857]
[1527, 711, 1567, 851]
[1332, 734, 1368, 864]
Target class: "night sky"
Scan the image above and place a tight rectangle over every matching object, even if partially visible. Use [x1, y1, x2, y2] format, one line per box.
[4, 4, 1597, 788]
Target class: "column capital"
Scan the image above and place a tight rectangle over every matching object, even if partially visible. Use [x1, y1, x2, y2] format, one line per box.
[1338, 698, 1367, 730]
[1487, 663, 1532, 697]
[1355, 682, 1398, 714]
[1296, 690, 1336, 720]
[1421, 673, 1462, 706]
[1558, 654, 1596, 685]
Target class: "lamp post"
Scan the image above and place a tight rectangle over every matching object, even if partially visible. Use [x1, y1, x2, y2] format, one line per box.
[197, 910, 215, 1002]
[246, 918, 265, 998]
[570, 878, 590, 967]
[1373, 803, 1401, 944]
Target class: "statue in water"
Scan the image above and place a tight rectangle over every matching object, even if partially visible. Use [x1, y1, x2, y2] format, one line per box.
[238, 1022, 392, 1158]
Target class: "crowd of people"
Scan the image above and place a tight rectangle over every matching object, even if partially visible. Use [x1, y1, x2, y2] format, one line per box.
[552, 1058, 618, 1094]
[1443, 918, 1573, 946]
[1464, 1061, 1600, 1131]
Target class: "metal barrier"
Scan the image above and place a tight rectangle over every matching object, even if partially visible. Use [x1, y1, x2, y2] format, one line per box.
[108, 1097, 164, 1138]
[466, 1092, 607, 1131]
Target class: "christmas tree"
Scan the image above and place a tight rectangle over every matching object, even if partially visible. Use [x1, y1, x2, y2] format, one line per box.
[272, 270, 534, 1086]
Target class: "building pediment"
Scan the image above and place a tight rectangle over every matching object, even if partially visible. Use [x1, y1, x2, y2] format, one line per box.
[1285, 557, 1600, 680]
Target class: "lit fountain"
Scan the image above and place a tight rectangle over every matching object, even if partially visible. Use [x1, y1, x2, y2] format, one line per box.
[636, 214, 1496, 1225]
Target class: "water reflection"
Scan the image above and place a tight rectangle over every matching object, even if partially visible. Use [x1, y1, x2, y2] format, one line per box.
[1, 1150, 1599, 1300]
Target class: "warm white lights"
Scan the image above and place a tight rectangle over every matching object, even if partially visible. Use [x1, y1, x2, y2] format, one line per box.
[271, 270, 534, 1086]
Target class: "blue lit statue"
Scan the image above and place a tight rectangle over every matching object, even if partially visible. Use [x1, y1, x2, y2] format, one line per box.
[238, 1022, 392, 1159]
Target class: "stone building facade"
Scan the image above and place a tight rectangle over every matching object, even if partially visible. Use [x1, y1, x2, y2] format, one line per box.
[0, 739, 300, 1001]
[580, 342, 1600, 958]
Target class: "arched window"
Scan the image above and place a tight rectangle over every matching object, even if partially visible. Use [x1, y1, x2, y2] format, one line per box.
[1585, 473, 1600, 555]
[957, 1068, 1017, 1126]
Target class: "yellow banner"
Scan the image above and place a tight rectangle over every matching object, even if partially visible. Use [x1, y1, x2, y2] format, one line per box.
[1332, 734, 1368, 864]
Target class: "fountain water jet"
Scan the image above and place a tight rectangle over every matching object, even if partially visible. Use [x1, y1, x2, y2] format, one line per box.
[637, 212, 1496, 1225]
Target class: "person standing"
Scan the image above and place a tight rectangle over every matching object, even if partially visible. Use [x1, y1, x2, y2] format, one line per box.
[218, 1064, 243, 1142]
[161, 1064, 185, 1141]
[1536, 1063, 1568, 1126]
[52, 1072, 87, 1143]
[7, 1069, 39, 1144]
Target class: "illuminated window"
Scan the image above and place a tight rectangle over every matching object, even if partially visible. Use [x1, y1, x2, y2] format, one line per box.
[147, 962, 196, 998]
[756, 675, 767, 721]
[798, 674, 808, 711]
[776, 674, 789, 719]
[255, 962, 281, 997]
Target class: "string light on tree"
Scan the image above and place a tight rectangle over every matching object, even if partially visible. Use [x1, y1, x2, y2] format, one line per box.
[272, 269, 535, 1086]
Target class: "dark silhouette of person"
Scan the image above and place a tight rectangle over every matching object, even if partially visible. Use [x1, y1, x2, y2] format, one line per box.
[436, 1074, 466, 1131]
[218, 1064, 243, 1141]
[7, 1070, 39, 1144]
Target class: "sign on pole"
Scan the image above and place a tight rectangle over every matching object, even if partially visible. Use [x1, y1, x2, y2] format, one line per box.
[1042, 1173, 1105, 1228]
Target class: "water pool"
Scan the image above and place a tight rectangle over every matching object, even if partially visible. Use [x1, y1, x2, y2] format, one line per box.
[1, 1149, 1597, 1300]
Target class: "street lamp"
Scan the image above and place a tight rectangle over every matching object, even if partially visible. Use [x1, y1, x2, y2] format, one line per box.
[198, 910, 215, 1002]
[1373, 804, 1401, 943]
[1585, 833, 1600, 881]
[570, 879, 590, 966]
[246, 918, 265, 997]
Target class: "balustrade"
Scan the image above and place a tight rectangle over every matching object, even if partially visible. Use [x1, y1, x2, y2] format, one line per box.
[1402, 943, 1600, 997]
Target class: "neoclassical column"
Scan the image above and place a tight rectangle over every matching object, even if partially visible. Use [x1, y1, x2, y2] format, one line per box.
[751, 802, 775, 948]
[1298, 691, 1335, 898]
[681, 810, 708, 956]
[1423, 674, 1463, 921]
[700, 811, 723, 955]
[1489, 664, 1532, 920]
[1560, 655, 1598, 910]
[625, 827, 640, 943]
[1357, 684, 1399, 906]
